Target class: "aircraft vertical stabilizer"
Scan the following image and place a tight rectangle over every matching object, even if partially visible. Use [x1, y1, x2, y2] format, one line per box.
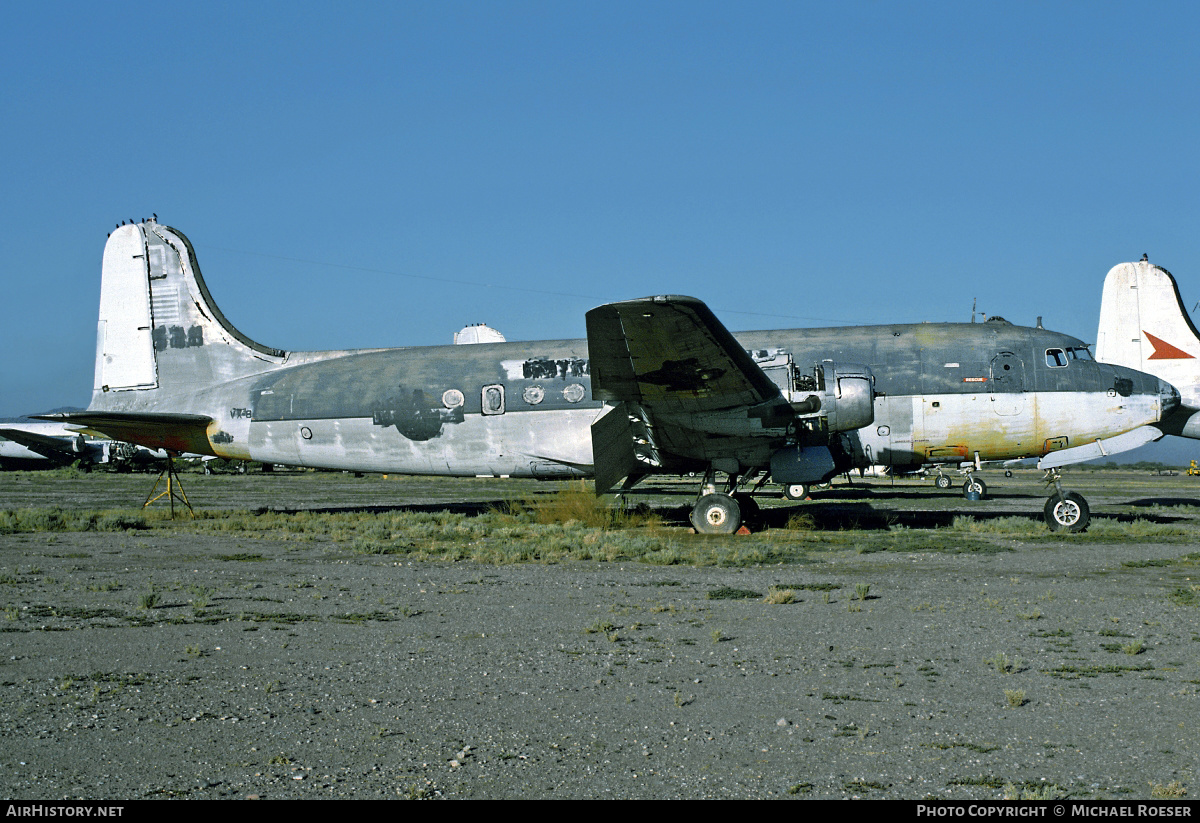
[92, 221, 289, 411]
[1097, 260, 1200, 436]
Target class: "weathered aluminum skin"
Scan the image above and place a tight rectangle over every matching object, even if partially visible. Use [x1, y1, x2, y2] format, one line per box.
[76, 222, 1176, 484]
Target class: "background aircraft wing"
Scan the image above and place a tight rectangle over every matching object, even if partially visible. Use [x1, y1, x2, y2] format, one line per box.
[0, 427, 90, 463]
[33, 412, 215, 456]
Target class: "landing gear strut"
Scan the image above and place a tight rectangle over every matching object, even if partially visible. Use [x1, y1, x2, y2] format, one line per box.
[962, 473, 987, 500]
[1043, 469, 1089, 532]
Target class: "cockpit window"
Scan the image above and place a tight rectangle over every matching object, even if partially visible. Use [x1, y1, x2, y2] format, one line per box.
[1046, 348, 1068, 368]
[1067, 346, 1092, 361]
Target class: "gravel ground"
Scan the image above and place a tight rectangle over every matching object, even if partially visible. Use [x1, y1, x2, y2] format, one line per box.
[0, 470, 1198, 799]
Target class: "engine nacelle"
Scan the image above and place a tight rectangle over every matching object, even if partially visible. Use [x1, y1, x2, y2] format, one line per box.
[790, 360, 875, 434]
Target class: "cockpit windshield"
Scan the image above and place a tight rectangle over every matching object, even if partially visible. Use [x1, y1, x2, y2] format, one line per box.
[1046, 346, 1094, 367]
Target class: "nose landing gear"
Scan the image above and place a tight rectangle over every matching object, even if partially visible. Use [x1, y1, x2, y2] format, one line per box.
[1043, 469, 1090, 532]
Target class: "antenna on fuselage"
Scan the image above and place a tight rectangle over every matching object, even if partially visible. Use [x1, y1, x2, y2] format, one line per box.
[971, 298, 977, 323]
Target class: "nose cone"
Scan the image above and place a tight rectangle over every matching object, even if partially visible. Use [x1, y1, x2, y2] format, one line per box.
[1104, 363, 1180, 424]
[1159, 378, 1181, 419]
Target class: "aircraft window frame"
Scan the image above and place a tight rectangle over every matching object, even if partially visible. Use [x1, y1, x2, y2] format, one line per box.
[481, 384, 505, 415]
[1067, 346, 1093, 361]
[1045, 348, 1068, 368]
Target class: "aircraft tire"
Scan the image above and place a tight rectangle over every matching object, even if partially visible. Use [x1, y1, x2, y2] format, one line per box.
[934, 475, 952, 490]
[1044, 492, 1089, 533]
[783, 483, 808, 501]
[691, 493, 742, 534]
[963, 478, 987, 499]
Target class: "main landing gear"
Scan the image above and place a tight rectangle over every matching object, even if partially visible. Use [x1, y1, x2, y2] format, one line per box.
[1042, 469, 1089, 532]
[689, 469, 764, 534]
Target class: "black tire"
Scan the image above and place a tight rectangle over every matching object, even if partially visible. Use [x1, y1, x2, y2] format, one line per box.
[690, 493, 742, 534]
[1004, 470, 1013, 478]
[963, 478, 987, 499]
[935, 475, 952, 490]
[783, 483, 808, 501]
[1044, 492, 1090, 533]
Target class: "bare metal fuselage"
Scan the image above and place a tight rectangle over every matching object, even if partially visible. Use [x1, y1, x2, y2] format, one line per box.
[76, 221, 1173, 483]
[106, 323, 1167, 479]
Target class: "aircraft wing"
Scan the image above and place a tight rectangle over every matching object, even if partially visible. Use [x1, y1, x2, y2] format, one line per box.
[0, 427, 93, 464]
[586, 296, 793, 492]
[32, 412, 215, 456]
[1036, 425, 1163, 470]
[587, 295, 785, 413]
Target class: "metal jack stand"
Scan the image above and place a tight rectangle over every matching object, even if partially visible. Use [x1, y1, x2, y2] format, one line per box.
[143, 454, 194, 518]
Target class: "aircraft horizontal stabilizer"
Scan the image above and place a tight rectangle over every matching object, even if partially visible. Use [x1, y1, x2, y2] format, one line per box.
[1036, 426, 1162, 470]
[33, 411, 215, 456]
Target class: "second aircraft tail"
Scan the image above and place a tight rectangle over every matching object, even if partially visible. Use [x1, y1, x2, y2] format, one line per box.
[1096, 259, 1200, 437]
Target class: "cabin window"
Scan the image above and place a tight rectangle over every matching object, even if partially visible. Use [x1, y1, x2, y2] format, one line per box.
[481, 384, 505, 415]
[1045, 348, 1068, 368]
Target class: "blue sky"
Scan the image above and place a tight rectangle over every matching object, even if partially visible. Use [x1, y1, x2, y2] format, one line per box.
[3, 2, 1200, 460]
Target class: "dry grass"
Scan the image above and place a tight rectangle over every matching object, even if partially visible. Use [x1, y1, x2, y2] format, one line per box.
[763, 587, 796, 605]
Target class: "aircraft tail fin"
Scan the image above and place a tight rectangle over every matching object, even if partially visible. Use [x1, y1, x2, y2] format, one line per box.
[1097, 259, 1200, 435]
[92, 220, 288, 409]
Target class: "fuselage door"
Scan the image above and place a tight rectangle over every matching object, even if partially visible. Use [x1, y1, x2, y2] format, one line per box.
[989, 352, 1026, 416]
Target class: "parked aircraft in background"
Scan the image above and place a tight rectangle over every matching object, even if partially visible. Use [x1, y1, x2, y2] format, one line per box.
[0, 420, 175, 471]
[36, 220, 1179, 533]
[0, 422, 108, 469]
[1096, 258, 1200, 443]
